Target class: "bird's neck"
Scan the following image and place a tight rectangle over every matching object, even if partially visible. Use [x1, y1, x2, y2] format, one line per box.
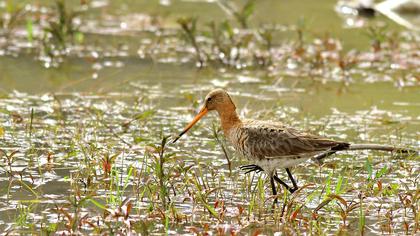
[217, 108, 241, 135]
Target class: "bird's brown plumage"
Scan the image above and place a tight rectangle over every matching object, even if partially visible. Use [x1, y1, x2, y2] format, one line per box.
[174, 89, 349, 170]
[228, 120, 349, 160]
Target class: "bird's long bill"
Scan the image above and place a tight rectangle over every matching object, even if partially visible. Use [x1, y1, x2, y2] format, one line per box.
[172, 106, 208, 143]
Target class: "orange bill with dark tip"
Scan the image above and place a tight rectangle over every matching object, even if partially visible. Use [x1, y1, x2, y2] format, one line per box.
[172, 106, 208, 143]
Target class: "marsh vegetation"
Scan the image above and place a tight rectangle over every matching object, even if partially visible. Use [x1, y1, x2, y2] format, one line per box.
[0, 0, 419, 235]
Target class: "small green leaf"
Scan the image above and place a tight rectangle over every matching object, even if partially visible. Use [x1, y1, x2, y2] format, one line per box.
[221, 21, 234, 39]
[75, 32, 84, 43]
[89, 199, 106, 210]
[133, 136, 147, 144]
[6, 0, 15, 13]
[359, 197, 365, 233]
[242, 0, 255, 19]
[66, 149, 77, 158]
[375, 166, 388, 179]
[124, 166, 134, 188]
[26, 18, 33, 43]
[335, 175, 343, 194]
[365, 158, 373, 180]
[390, 183, 399, 191]
[203, 202, 218, 219]
[325, 171, 332, 196]
[47, 223, 58, 232]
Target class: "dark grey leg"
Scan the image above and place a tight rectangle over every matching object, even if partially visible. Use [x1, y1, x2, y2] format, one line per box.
[273, 174, 294, 193]
[286, 168, 298, 192]
[270, 176, 278, 205]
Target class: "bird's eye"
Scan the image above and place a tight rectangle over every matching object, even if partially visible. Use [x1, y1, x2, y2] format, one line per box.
[207, 97, 212, 102]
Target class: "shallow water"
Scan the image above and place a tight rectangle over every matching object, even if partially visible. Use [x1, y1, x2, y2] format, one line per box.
[0, 0, 419, 235]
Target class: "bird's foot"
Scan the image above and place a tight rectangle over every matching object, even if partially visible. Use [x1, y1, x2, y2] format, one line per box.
[240, 164, 264, 174]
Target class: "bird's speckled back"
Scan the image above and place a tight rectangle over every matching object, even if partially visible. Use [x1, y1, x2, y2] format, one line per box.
[226, 119, 349, 161]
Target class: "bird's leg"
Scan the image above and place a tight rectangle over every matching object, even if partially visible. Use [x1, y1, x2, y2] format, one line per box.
[240, 164, 264, 174]
[285, 168, 298, 192]
[273, 174, 294, 193]
[270, 176, 278, 205]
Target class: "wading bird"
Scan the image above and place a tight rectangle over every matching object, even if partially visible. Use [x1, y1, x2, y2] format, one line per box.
[173, 89, 415, 203]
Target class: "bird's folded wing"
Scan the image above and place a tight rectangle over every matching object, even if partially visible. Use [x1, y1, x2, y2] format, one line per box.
[241, 121, 346, 159]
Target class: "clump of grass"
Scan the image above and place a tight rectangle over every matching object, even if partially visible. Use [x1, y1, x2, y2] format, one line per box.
[16, 203, 33, 228]
[209, 19, 255, 67]
[53, 195, 92, 233]
[364, 25, 388, 53]
[176, 0, 274, 68]
[0, 1, 26, 41]
[153, 135, 172, 209]
[177, 17, 204, 67]
[254, 28, 273, 66]
[46, 0, 81, 48]
[177, 17, 260, 68]
[142, 133, 184, 231]
[189, 171, 221, 221]
[41, 0, 83, 67]
[0, 149, 19, 174]
[217, 0, 256, 29]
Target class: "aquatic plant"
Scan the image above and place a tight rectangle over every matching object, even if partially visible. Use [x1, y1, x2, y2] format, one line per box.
[177, 0, 272, 68]
[217, 0, 256, 29]
[177, 17, 204, 67]
[147, 135, 172, 209]
[0, 92, 417, 234]
[364, 24, 388, 53]
[41, 0, 83, 67]
[178, 16, 262, 68]
[0, 1, 26, 39]
[0, 149, 18, 174]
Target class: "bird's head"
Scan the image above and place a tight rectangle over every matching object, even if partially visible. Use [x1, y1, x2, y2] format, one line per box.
[172, 89, 235, 143]
[204, 88, 235, 112]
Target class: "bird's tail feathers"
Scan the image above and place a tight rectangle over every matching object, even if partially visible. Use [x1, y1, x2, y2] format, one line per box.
[331, 142, 350, 151]
[348, 144, 417, 154]
[314, 143, 417, 162]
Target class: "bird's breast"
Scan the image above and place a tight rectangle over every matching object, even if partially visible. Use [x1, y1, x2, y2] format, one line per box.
[226, 126, 251, 158]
